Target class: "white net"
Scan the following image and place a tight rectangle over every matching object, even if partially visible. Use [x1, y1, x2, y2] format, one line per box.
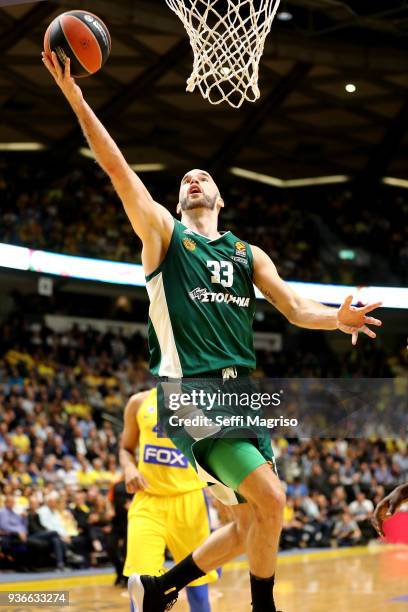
[165, 0, 281, 108]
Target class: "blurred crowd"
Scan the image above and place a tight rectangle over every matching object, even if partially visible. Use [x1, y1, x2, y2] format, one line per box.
[0, 318, 148, 574]
[325, 188, 408, 285]
[276, 437, 407, 549]
[0, 316, 407, 573]
[1, 158, 407, 285]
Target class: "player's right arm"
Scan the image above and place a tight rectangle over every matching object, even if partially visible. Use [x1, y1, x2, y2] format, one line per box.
[119, 391, 150, 494]
[42, 52, 173, 254]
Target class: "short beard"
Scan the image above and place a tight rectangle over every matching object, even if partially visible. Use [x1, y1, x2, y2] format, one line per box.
[180, 193, 217, 211]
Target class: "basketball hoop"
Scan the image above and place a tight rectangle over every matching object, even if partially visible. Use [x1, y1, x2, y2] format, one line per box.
[165, 0, 281, 108]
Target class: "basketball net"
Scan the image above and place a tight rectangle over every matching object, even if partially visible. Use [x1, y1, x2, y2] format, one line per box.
[165, 0, 281, 108]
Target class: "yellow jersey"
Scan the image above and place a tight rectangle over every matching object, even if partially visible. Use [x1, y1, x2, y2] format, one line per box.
[137, 388, 204, 497]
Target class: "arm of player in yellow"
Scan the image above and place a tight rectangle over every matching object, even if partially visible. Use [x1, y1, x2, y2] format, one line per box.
[42, 52, 174, 245]
[120, 392, 150, 494]
[251, 244, 382, 344]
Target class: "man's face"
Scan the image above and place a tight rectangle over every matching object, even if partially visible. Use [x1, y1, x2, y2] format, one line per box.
[93, 459, 102, 471]
[75, 491, 86, 506]
[30, 498, 39, 511]
[47, 496, 57, 510]
[178, 169, 221, 212]
[5, 496, 15, 510]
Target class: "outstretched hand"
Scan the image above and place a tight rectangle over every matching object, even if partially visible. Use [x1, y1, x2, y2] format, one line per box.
[337, 295, 382, 346]
[42, 51, 83, 108]
[371, 485, 408, 537]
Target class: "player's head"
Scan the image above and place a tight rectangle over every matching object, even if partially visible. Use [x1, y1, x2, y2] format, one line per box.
[177, 169, 224, 215]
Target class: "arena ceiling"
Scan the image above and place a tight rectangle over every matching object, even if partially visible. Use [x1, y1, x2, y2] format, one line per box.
[1, 0, 408, 181]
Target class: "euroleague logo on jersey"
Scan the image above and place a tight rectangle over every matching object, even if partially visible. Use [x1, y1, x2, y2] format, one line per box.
[234, 241, 248, 264]
[183, 237, 196, 251]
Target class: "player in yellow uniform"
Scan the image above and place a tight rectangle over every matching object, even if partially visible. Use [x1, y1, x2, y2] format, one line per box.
[120, 389, 218, 612]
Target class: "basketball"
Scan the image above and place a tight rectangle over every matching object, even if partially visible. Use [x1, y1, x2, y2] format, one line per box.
[44, 10, 111, 78]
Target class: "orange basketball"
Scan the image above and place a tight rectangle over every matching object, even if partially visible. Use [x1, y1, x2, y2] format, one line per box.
[44, 10, 111, 78]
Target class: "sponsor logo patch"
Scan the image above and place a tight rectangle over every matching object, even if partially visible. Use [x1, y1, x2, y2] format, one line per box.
[189, 287, 208, 300]
[189, 287, 250, 307]
[144, 444, 188, 468]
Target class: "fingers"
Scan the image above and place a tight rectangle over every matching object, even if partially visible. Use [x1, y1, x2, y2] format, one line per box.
[341, 295, 354, 310]
[360, 325, 377, 339]
[51, 50, 63, 79]
[126, 475, 147, 494]
[372, 499, 388, 536]
[362, 301, 383, 313]
[41, 51, 56, 77]
[363, 316, 382, 327]
[371, 513, 384, 537]
[64, 56, 71, 79]
[125, 479, 138, 494]
[41, 51, 66, 83]
[352, 329, 358, 346]
[137, 475, 147, 490]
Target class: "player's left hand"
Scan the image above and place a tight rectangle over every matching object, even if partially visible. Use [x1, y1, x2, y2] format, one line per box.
[336, 295, 382, 346]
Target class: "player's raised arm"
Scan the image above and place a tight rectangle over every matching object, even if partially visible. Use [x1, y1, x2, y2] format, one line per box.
[42, 52, 173, 245]
[119, 392, 150, 494]
[251, 245, 382, 345]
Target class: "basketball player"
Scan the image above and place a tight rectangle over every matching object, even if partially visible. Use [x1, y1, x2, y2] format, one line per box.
[372, 482, 408, 537]
[120, 389, 218, 612]
[43, 52, 383, 612]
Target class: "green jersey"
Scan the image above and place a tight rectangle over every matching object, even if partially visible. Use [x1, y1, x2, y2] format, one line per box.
[146, 219, 256, 377]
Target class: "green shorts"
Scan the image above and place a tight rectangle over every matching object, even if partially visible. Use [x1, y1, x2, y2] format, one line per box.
[157, 374, 276, 505]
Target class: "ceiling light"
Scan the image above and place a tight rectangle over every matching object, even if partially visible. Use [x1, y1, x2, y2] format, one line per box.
[339, 250, 355, 261]
[277, 11, 293, 21]
[345, 83, 357, 93]
[230, 167, 350, 188]
[79, 147, 95, 159]
[382, 176, 408, 189]
[0, 142, 46, 151]
[130, 164, 166, 172]
[79, 150, 165, 172]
